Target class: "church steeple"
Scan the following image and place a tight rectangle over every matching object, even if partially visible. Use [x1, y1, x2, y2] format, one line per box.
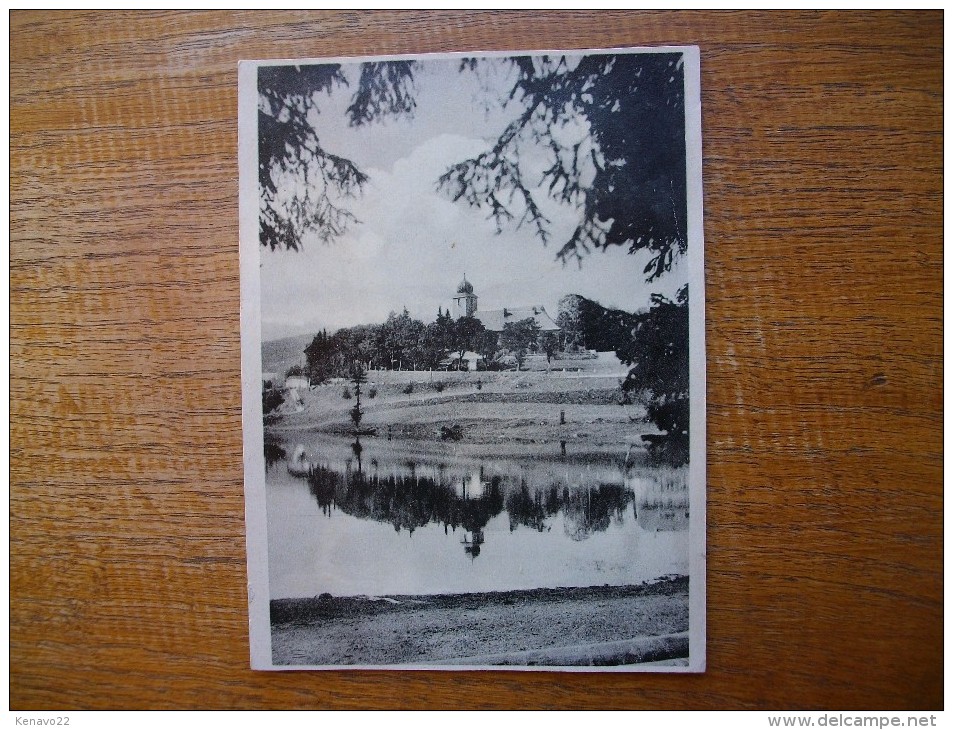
[453, 274, 478, 317]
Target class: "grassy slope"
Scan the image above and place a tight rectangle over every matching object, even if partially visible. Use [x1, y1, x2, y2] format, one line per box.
[267, 354, 652, 450]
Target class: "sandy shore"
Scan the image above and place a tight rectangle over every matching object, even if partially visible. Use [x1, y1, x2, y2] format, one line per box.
[271, 576, 689, 667]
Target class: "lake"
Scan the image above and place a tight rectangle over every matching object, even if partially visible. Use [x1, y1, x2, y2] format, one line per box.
[265, 435, 689, 599]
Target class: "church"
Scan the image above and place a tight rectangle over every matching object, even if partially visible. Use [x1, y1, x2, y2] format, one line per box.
[451, 275, 561, 333]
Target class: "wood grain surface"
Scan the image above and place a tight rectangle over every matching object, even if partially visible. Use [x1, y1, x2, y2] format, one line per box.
[10, 10, 942, 710]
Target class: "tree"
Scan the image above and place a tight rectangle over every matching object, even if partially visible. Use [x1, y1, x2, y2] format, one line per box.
[352, 323, 382, 371]
[450, 316, 485, 370]
[475, 329, 500, 366]
[556, 295, 584, 351]
[500, 318, 541, 370]
[304, 329, 337, 383]
[540, 331, 559, 366]
[258, 65, 365, 251]
[439, 54, 686, 277]
[617, 285, 689, 437]
[258, 53, 686, 280]
[557, 293, 640, 353]
[262, 386, 285, 415]
[258, 61, 416, 250]
[420, 312, 452, 370]
[348, 363, 368, 432]
[379, 309, 424, 370]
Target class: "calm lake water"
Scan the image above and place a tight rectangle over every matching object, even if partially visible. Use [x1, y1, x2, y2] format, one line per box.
[265, 436, 689, 599]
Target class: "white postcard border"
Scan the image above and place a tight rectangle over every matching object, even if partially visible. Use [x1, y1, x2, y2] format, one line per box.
[239, 45, 706, 672]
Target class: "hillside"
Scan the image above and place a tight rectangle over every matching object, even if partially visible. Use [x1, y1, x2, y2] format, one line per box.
[261, 333, 313, 376]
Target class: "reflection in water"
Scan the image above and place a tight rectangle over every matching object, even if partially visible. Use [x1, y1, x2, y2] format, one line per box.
[461, 528, 483, 558]
[561, 485, 631, 541]
[299, 440, 687, 559]
[268, 437, 690, 597]
[630, 466, 691, 532]
[308, 463, 505, 541]
[264, 442, 286, 472]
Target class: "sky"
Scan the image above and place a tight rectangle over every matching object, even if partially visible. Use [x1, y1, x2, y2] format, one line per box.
[259, 54, 688, 342]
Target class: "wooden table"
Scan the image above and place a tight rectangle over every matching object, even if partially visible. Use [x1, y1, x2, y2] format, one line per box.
[11, 11, 942, 710]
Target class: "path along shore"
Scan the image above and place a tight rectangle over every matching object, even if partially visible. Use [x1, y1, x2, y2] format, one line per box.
[271, 576, 689, 667]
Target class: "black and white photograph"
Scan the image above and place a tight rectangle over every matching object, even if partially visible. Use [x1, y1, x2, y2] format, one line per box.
[239, 47, 705, 671]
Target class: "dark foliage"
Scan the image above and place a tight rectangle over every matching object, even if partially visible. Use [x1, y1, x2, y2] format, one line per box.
[262, 386, 285, 414]
[438, 53, 686, 277]
[259, 53, 686, 280]
[499, 317, 540, 368]
[421, 310, 453, 370]
[348, 363, 368, 429]
[259, 61, 420, 250]
[540, 331, 560, 363]
[557, 294, 639, 353]
[304, 329, 338, 383]
[450, 316, 486, 366]
[258, 65, 367, 250]
[475, 329, 500, 365]
[618, 285, 689, 436]
[346, 61, 417, 126]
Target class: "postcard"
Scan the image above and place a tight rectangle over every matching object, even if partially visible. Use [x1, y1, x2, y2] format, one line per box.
[239, 46, 705, 670]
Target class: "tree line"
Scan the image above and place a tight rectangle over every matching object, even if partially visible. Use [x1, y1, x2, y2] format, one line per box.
[294, 289, 688, 439]
[259, 55, 691, 440]
[306, 464, 632, 543]
[302, 307, 552, 382]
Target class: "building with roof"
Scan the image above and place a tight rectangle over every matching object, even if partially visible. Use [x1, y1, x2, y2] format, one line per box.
[475, 304, 560, 333]
[452, 275, 478, 318]
[451, 275, 560, 333]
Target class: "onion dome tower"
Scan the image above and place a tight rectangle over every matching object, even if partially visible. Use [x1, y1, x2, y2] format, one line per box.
[453, 274, 478, 318]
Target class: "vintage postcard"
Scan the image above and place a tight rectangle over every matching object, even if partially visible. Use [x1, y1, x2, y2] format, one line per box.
[239, 47, 705, 671]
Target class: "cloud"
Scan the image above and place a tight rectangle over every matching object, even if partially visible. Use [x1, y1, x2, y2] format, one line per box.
[260, 122, 687, 341]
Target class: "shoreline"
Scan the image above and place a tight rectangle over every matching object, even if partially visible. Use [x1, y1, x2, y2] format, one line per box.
[271, 576, 689, 667]
[264, 358, 658, 453]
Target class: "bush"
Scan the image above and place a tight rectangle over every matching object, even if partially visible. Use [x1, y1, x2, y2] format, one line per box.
[433, 381, 446, 393]
[342, 387, 352, 399]
[441, 424, 463, 441]
[263, 388, 284, 414]
[646, 396, 689, 436]
[402, 382, 414, 395]
[368, 386, 377, 398]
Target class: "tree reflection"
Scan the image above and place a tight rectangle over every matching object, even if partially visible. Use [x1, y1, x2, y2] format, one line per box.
[264, 442, 286, 473]
[307, 463, 505, 539]
[506, 482, 559, 533]
[304, 456, 639, 555]
[561, 484, 631, 541]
